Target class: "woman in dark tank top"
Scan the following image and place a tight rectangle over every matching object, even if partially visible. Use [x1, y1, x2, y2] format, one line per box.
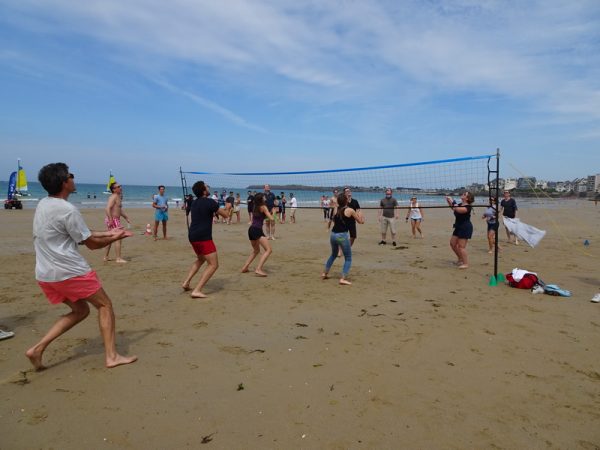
[446, 191, 474, 269]
[322, 193, 364, 285]
[241, 193, 274, 277]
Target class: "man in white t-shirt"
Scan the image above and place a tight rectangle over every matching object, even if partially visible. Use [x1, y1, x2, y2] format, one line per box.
[26, 163, 137, 371]
[289, 193, 298, 223]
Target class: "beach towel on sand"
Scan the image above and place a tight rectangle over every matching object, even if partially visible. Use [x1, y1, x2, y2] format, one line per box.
[503, 218, 546, 248]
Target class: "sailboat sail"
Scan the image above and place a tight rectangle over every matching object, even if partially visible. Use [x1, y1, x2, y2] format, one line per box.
[7, 171, 17, 200]
[16, 159, 29, 194]
[104, 172, 116, 194]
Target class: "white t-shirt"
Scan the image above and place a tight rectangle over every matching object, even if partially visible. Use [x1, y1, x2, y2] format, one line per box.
[290, 198, 297, 208]
[33, 197, 92, 282]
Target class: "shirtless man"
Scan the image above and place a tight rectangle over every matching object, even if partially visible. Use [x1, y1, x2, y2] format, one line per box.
[104, 182, 131, 263]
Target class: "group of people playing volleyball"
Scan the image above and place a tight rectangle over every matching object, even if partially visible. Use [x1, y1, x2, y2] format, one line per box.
[183, 180, 511, 296]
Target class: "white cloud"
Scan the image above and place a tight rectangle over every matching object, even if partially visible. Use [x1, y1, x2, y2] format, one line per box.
[2, 0, 600, 122]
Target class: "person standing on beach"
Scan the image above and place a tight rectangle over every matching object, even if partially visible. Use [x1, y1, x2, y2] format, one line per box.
[264, 184, 276, 239]
[500, 190, 519, 245]
[225, 191, 235, 224]
[182, 181, 230, 298]
[233, 193, 242, 223]
[104, 181, 131, 263]
[482, 197, 501, 253]
[446, 191, 474, 269]
[405, 196, 424, 238]
[26, 163, 137, 370]
[247, 191, 255, 224]
[241, 193, 274, 276]
[152, 185, 169, 240]
[344, 187, 361, 247]
[321, 195, 330, 221]
[378, 188, 399, 246]
[280, 192, 287, 223]
[289, 193, 297, 223]
[322, 193, 364, 285]
[329, 189, 339, 220]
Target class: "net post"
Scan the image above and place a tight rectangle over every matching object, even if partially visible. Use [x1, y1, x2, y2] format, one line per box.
[493, 149, 501, 284]
[180, 167, 190, 229]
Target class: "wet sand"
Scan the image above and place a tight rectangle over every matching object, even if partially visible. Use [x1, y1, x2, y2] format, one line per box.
[1, 203, 599, 448]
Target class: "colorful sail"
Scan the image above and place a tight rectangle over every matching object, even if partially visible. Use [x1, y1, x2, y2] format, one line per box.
[104, 171, 116, 193]
[7, 171, 17, 200]
[16, 159, 28, 194]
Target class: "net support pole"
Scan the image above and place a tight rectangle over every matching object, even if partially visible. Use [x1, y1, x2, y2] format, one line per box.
[488, 148, 501, 285]
[180, 166, 190, 230]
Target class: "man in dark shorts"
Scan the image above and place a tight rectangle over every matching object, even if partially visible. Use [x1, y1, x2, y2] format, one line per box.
[344, 187, 361, 246]
[182, 181, 229, 298]
[247, 190, 255, 224]
[264, 184, 276, 239]
[500, 190, 519, 245]
[225, 191, 235, 224]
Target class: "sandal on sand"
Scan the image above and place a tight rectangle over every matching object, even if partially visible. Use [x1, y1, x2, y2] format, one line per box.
[0, 330, 15, 340]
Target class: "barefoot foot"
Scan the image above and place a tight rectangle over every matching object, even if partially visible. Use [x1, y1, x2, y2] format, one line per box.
[106, 354, 138, 368]
[181, 283, 191, 291]
[241, 268, 249, 273]
[458, 264, 469, 269]
[190, 291, 208, 298]
[339, 279, 352, 285]
[321, 272, 329, 280]
[115, 258, 127, 264]
[25, 347, 46, 371]
[255, 270, 268, 277]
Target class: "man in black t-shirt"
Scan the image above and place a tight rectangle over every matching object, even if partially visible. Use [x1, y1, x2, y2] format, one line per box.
[183, 181, 229, 298]
[246, 191, 255, 224]
[344, 187, 361, 246]
[500, 190, 519, 245]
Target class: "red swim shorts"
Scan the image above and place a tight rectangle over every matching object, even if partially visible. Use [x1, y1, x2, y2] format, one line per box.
[104, 217, 122, 230]
[38, 271, 102, 305]
[191, 240, 217, 256]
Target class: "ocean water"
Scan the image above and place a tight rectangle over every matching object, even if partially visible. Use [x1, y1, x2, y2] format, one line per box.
[1, 180, 581, 210]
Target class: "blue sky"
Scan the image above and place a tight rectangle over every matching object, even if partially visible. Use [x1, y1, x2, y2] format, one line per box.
[1, 0, 599, 186]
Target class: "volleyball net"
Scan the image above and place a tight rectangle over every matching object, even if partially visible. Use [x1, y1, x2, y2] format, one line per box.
[180, 153, 499, 209]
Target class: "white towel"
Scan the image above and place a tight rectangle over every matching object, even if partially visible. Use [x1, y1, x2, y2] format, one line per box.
[503, 218, 546, 248]
[511, 268, 537, 282]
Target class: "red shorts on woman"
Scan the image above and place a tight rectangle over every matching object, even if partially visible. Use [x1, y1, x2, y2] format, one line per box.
[37, 271, 102, 305]
[191, 240, 217, 256]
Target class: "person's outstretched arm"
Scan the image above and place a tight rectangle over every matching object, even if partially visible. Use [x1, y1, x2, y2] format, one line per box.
[83, 229, 133, 250]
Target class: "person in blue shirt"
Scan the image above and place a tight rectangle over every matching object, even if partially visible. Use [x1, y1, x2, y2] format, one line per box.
[152, 185, 169, 240]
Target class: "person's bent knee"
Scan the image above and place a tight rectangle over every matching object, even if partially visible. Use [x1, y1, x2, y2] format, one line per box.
[71, 300, 91, 319]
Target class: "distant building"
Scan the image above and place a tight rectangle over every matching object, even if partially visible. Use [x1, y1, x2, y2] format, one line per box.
[587, 174, 600, 194]
[517, 177, 536, 190]
[500, 178, 517, 191]
[574, 178, 588, 193]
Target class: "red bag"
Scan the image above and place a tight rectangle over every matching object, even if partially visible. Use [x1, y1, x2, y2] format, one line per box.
[506, 273, 538, 289]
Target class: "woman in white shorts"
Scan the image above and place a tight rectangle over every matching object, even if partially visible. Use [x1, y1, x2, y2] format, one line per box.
[406, 196, 424, 238]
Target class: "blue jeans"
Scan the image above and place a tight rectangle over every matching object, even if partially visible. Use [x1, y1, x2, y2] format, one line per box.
[325, 231, 352, 277]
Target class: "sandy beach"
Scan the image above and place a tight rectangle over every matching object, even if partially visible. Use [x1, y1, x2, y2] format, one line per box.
[1, 202, 599, 449]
